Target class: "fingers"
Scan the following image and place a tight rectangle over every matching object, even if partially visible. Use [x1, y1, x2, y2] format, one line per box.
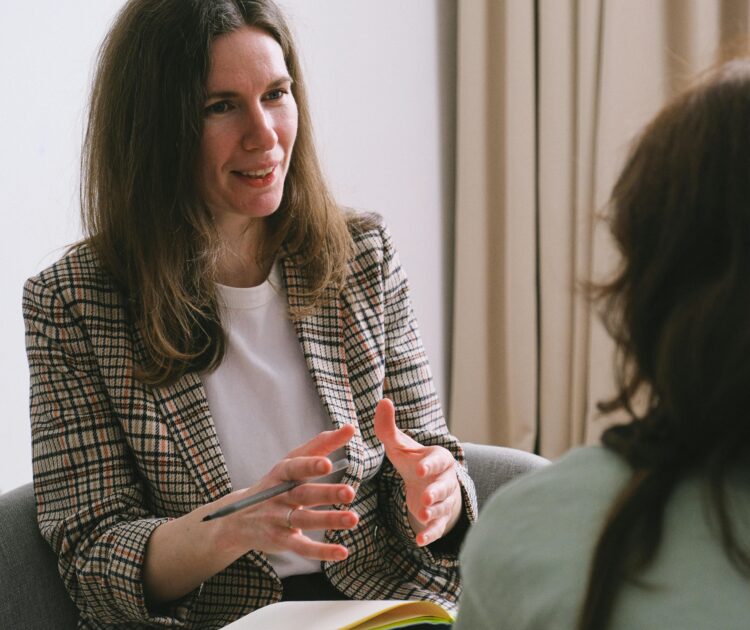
[270, 426, 353, 495]
[414, 484, 460, 547]
[415, 446, 453, 479]
[286, 424, 355, 459]
[402, 450, 463, 547]
[288, 482, 356, 507]
[401, 447, 456, 515]
[272, 456, 331, 483]
[277, 507, 358, 561]
[416, 519, 448, 547]
[287, 507, 359, 532]
[420, 499, 454, 523]
[420, 465, 457, 506]
[410, 469, 459, 522]
[285, 533, 350, 562]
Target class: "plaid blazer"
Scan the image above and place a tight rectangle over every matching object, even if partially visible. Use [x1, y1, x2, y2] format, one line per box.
[24, 217, 477, 629]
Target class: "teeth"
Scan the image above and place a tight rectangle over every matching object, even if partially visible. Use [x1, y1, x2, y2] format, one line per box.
[240, 166, 274, 178]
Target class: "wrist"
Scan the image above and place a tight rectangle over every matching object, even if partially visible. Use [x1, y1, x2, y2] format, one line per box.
[203, 509, 256, 563]
[143, 509, 240, 606]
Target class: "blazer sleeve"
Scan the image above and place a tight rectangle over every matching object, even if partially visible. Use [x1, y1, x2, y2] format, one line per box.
[23, 274, 198, 627]
[374, 223, 478, 565]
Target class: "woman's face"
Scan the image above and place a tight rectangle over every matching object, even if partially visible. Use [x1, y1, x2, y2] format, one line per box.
[197, 26, 298, 230]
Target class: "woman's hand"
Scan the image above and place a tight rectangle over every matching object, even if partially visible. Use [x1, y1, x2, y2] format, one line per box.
[203, 424, 358, 561]
[373, 398, 463, 546]
[143, 424, 357, 605]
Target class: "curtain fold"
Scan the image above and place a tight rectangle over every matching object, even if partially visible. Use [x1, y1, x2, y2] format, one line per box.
[451, 0, 750, 457]
[451, 0, 537, 450]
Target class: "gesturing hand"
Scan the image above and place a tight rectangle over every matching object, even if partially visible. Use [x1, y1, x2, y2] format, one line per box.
[373, 398, 462, 546]
[202, 424, 359, 563]
[144, 425, 358, 606]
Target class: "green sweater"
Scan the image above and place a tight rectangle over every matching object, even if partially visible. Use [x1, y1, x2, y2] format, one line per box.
[454, 446, 750, 629]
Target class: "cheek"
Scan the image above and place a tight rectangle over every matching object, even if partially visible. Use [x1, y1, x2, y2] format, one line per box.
[280, 106, 299, 154]
[197, 130, 230, 183]
[195, 152, 210, 194]
[198, 131, 222, 172]
[196, 140, 222, 201]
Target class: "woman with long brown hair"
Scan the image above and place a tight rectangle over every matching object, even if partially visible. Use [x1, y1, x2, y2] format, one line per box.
[454, 58, 750, 629]
[23, 1, 476, 627]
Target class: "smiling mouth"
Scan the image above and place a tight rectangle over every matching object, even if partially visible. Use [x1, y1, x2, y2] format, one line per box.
[236, 165, 276, 179]
[232, 165, 277, 188]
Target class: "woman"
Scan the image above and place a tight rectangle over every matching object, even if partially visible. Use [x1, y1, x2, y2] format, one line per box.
[454, 58, 750, 629]
[23, 1, 476, 628]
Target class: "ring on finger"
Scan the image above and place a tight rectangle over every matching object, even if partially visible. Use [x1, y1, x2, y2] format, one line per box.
[286, 506, 300, 529]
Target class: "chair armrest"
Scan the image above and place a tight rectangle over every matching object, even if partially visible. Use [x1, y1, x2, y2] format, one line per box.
[462, 443, 549, 510]
[0, 483, 79, 629]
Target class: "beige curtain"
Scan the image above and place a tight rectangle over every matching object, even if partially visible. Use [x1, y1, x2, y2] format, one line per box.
[450, 0, 750, 457]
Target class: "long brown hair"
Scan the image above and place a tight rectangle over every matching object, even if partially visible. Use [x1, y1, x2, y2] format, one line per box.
[81, 0, 351, 385]
[578, 58, 750, 629]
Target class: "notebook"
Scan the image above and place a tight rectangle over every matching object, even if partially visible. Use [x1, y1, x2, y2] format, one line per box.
[223, 599, 455, 629]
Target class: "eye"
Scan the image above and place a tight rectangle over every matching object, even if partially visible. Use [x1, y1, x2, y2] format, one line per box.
[204, 100, 233, 115]
[263, 88, 288, 102]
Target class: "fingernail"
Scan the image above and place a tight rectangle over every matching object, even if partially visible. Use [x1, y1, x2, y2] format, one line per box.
[338, 488, 351, 502]
[316, 460, 328, 474]
[335, 548, 348, 560]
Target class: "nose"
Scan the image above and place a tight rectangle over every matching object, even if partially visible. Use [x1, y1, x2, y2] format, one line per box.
[241, 104, 277, 152]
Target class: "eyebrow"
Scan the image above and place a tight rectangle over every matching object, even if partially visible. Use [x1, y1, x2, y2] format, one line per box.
[205, 75, 293, 100]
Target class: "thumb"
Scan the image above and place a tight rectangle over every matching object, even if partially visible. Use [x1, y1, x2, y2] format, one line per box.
[373, 399, 420, 453]
[374, 398, 399, 446]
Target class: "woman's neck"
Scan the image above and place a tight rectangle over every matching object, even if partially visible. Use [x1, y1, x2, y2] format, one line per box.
[217, 257, 272, 288]
[215, 217, 270, 288]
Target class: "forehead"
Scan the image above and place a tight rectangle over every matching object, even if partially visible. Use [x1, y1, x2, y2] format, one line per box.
[206, 25, 289, 89]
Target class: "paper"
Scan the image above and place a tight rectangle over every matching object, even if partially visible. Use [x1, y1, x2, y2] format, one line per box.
[223, 599, 454, 630]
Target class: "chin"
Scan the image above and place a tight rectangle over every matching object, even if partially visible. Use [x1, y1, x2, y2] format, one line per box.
[231, 195, 283, 218]
[247, 201, 283, 219]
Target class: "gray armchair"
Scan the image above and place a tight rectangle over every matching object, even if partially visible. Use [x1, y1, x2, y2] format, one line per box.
[0, 481, 80, 630]
[462, 443, 548, 508]
[0, 443, 547, 629]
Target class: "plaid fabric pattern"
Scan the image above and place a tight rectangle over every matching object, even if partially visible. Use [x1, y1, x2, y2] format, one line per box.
[24, 217, 477, 629]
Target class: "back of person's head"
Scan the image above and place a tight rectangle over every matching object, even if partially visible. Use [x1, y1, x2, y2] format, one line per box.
[580, 57, 750, 630]
[82, 0, 350, 386]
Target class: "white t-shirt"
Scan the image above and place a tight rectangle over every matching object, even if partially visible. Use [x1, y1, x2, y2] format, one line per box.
[200, 264, 336, 578]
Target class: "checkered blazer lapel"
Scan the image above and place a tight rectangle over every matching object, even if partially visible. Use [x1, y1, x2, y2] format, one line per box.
[122, 293, 230, 503]
[150, 372, 232, 503]
[281, 257, 365, 481]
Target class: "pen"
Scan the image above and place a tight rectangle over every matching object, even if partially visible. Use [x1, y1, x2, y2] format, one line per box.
[202, 457, 350, 522]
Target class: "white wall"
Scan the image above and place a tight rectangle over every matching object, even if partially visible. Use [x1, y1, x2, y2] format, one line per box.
[0, 1, 456, 492]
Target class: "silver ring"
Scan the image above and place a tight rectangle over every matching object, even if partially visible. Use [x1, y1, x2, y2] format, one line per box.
[286, 506, 298, 529]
